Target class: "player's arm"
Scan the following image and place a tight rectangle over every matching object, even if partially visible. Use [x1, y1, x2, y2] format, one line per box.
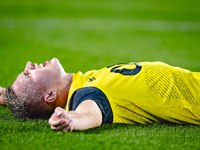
[0, 87, 7, 106]
[49, 100, 102, 132]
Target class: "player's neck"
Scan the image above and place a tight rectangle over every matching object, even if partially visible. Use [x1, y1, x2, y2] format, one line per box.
[56, 73, 73, 108]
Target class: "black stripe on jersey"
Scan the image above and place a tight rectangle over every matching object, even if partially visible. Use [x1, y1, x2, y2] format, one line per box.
[68, 87, 113, 124]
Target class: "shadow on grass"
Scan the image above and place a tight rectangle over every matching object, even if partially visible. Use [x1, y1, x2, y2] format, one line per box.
[1, 106, 200, 135]
[75, 121, 200, 135]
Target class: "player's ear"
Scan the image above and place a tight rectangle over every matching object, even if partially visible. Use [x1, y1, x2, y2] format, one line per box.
[44, 90, 57, 106]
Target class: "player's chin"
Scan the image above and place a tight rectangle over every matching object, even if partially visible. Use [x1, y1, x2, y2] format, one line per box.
[51, 58, 63, 68]
[50, 58, 59, 64]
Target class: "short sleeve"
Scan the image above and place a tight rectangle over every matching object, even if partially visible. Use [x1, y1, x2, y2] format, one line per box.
[68, 87, 113, 124]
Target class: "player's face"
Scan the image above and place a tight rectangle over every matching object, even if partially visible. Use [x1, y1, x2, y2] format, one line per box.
[13, 58, 66, 93]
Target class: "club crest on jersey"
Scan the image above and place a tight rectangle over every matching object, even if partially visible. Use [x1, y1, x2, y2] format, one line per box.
[88, 77, 96, 82]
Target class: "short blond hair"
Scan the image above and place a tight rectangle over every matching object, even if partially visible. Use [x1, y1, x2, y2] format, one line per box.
[5, 84, 52, 119]
[6, 86, 30, 118]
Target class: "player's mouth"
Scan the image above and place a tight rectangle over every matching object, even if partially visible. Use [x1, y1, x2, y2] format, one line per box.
[30, 61, 50, 69]
[43, 61, 50, 67]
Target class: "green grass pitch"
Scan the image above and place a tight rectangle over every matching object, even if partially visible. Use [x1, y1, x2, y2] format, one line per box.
[0, 0, 200, 149]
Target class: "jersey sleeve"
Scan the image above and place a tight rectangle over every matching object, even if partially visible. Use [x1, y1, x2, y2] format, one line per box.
[68, 87, 113, 124]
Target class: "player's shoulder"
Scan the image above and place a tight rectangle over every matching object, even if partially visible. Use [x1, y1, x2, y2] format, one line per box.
[68, 86, 108, 110]
[68, 86, 113, 124]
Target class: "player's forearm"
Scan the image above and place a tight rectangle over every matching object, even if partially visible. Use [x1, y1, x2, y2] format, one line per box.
[49, 101, 102, 132]
[68, 111, 101, 130]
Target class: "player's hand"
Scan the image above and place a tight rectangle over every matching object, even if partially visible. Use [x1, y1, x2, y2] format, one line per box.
[49, 107, 73, 133]
[0, 87, 7, 106]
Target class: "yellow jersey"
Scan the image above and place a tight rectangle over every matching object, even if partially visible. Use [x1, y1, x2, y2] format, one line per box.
[65, 62, 200, 125]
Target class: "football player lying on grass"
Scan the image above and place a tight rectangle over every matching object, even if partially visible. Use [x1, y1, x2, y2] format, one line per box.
[1, 58, 200, 132]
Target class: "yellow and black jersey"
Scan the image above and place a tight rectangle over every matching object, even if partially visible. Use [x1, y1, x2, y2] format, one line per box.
[65, 62, 200, 125]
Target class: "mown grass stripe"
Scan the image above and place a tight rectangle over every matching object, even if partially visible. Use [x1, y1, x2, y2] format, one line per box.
[0, 18, 200, 32]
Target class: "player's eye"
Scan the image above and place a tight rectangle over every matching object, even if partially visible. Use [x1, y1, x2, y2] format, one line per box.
[24, 70, 28, 76]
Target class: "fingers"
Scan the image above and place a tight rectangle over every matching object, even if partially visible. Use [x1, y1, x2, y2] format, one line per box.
[49, 117, 64, 126]
[51, 118, 73, 132]
[62, 120, 73, 133]
[48, 110, 61, 124]
[49, 107, 73, 133]
[50, 118, 73, 133]
[48, 107, 65, 123]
